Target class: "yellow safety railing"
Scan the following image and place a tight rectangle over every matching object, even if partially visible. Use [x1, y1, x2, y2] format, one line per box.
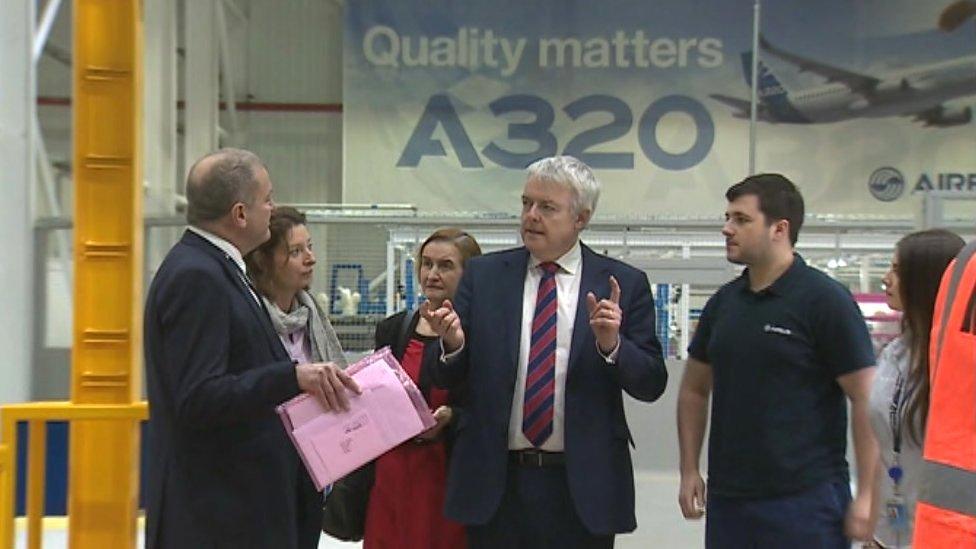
[0, 401, 148, 549]
[0, 443, 8, 544]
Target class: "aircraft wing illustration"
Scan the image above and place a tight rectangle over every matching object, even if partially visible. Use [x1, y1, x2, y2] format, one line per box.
[709, 94, 776, 122]
[907, 103, 973, 127]
[759, 35, 881, 95]
[709, 94, 752, 116]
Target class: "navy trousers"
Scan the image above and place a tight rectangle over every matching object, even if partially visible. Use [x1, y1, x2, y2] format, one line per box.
[705, 480, 852, 549]
[467, 461, 614, 549]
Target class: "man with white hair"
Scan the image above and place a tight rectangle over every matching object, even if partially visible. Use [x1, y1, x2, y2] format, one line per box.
[423, 155, 667, 548]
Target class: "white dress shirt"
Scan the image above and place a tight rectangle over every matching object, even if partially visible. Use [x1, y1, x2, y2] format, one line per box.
[508, 241, 583, 451]
[187, 225, 260, 303]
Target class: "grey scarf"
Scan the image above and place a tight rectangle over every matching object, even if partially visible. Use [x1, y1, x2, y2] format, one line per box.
[264, 290, 348, 368]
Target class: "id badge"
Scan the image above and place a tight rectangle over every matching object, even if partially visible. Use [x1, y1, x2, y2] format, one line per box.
[885, 495, 909, 531]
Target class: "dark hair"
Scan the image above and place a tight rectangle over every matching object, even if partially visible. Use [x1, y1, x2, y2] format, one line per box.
[415, 227, 482, 277]
[185, 148, 267, 225]
[244, 206, 307, 297]
[725, 173, 805, 245]
[895, 229, 965, 445]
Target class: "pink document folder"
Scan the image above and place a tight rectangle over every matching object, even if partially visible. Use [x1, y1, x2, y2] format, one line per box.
[276, 346, 437, 491]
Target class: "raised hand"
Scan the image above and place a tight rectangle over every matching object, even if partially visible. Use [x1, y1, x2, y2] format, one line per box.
[296, 362, 361, 412]
[420, 299, 465, 352]
[586, 275, 622, 354]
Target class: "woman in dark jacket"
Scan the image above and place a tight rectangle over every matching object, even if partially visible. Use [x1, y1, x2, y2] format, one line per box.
[364, 227, 482, 549]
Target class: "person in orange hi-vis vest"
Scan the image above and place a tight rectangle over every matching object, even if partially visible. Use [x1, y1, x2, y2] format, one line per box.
[913, 238, 976, 547]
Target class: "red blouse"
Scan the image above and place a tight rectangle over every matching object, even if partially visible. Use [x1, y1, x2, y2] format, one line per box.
[363, 336, 466, 549]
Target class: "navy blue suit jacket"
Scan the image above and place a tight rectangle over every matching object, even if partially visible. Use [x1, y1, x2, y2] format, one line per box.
[144, 231, 319, 548]
[430, 244, 667, 535]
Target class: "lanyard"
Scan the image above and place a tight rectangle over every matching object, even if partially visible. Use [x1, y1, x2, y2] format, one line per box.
[888, 371, 907, 455]
[887, 370, 912, 490]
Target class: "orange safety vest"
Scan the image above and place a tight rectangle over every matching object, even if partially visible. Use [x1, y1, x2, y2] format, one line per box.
[914, 239, 976, 547]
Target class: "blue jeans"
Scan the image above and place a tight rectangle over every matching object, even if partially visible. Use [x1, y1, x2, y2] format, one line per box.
[706, 481, 851, 549]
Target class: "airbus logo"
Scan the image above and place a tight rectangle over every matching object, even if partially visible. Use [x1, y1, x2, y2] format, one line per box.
[763, 324, 793, 336]
[869, 167, 976, 201]
[868, 167, 905, 202]
[914, 172, 976, 192]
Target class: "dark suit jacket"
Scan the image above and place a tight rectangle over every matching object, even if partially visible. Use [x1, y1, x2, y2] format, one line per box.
[144, 231, 319, 548]
[430, 244, 667, 535]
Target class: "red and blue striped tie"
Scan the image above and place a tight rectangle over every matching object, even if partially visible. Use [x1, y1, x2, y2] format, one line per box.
[523, 261, 559, 447]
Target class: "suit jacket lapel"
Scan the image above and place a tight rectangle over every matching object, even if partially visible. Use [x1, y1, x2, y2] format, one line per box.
[182, 231, 287, 359]
[568, 244, 607, 372]
[502, 249, 529, 377]
[235, 271, 289, 359]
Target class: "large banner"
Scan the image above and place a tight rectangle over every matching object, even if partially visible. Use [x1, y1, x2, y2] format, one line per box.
[344, 1, 976, 217]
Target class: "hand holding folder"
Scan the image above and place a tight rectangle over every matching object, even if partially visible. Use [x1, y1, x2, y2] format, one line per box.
[295, 361, 360, 412]
[277, 347, 437, 491]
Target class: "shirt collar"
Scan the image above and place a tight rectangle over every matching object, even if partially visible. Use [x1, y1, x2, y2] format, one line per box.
[187, 225, 248, 274]
[529, 239, 581, 275]
[740, 253, 805, 296]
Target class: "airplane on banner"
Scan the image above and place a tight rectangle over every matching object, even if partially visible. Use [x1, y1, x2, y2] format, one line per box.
[711, 35, 976, 127]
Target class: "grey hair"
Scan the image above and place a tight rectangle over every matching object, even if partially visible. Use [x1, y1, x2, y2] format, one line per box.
[525, 155, 600, 216]
[185, 148, 267, 225]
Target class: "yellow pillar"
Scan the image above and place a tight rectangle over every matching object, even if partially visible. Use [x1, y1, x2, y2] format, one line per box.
[70, 1, 142, 547]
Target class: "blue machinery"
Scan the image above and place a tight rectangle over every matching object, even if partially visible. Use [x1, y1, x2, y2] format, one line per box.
[328, 264, 386, 314]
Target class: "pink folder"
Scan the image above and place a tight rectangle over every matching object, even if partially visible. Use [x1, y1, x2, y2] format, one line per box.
[276, 346, 437, 491]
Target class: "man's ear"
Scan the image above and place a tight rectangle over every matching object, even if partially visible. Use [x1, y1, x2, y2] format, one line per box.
[230, 201, 247, 228]
[771, 218, 790, 242]
[576, 208, 592, 230]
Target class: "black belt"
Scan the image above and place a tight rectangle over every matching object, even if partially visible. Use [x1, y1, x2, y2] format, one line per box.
[509, 449, 565, 467]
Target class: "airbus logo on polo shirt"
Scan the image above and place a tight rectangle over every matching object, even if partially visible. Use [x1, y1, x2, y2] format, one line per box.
[764, 324, 793, 336]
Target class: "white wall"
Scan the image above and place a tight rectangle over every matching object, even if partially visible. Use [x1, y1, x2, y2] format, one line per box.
[239, 0, 343, 204]
[1, 0, 36, 404]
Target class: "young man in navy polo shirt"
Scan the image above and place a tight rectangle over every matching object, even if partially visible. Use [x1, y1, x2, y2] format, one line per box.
[676, 174, 878, 547]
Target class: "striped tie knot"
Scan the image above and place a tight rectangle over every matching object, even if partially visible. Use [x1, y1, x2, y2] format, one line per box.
[539, 261, 560, 277]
